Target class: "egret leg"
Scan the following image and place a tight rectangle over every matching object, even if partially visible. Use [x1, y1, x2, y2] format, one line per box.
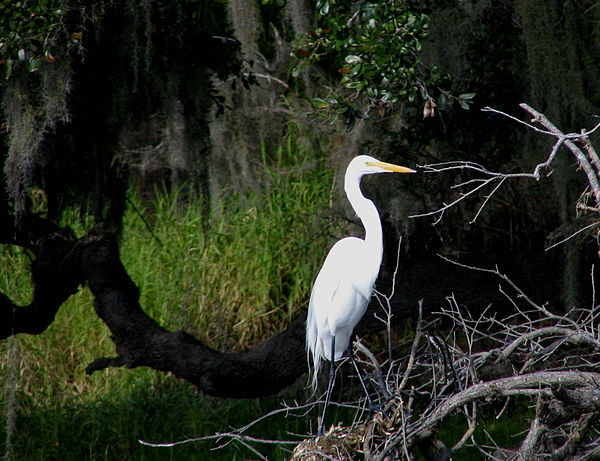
[318, 335, 337, 437]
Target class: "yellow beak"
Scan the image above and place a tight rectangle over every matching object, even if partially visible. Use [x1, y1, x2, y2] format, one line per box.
[368, 161, 416, 173]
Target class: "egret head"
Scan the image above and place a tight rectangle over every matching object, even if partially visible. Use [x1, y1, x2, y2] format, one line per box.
[349, 155, 416, 177]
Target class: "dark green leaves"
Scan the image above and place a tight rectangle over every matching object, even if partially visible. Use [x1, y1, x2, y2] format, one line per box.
[315, 0, 331, 16]
[458, 92, 476, 110]
[0, 0, 67, 78]
[293, 0, 455, 129]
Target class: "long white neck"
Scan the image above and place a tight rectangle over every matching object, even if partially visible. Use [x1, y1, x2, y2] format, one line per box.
[345, 172, 384, 269]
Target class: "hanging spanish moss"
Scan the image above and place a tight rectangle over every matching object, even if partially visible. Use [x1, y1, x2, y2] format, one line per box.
[1, 0, 240, 226]
[208, 0, 288, 207]
[2, 52, 73, 218]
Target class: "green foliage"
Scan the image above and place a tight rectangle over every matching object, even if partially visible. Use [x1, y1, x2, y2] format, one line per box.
[292, 0, 472, 129]
[0, 0, 74, 78]
[0, 0, 234, 80]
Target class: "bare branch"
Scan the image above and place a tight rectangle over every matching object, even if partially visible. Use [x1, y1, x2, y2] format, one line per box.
[398, 300, 424, 393]
[413, 371, 600, 438]
[450, 402, 477, 453]
[409, 172, 502, 221]
[519, 103, 600, 207]
[545, 221, 600, 251]
[518, 415, 547, 460]
[412, 105, 600, 225]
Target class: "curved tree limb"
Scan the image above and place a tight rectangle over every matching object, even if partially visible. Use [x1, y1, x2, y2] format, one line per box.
[80, 228, 561, 398]
[1, 213, 561, 399]
[519, 103, 600, 208]
[80, 230, 308, 397]
[0, 216, 83, 338]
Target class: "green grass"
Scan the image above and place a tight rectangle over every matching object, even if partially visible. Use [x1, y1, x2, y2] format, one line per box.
[0, 147, 337, 460]
[120, 150, 334, 350]
[9, 380, 314, 460]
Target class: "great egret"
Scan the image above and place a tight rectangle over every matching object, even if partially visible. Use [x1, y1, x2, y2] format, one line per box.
[306, 154, 415, 436]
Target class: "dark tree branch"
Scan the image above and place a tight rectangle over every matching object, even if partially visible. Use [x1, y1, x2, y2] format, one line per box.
[1, 214, 561, 398]
[78, 229, 558, 398]
[0, 216, 560, 398]
[80, 230, 309, 397]
[0, 217, 82, 338]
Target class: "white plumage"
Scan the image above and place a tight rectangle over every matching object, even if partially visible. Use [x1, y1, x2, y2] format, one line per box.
[305, 155, 415, 435]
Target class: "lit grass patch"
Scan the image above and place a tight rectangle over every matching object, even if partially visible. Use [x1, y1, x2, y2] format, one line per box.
[1, 144, 335, 460]
[120, 154, 333, 350]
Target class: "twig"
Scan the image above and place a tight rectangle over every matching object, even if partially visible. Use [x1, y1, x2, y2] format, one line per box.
[409, 175, 497, 220]
[450, 404, 477, 454]
[550, 412, 594, 460]
[519, 103, 600, 207]
[373, 236, 403, 368]
[545, 221, 600, 251]
[470, 177, 506, 224]
[438, 254, 579, 329]
[398, 300, 423, 393]
[139, 431, 299, 448]
[499, 326, 600, 362]
[354, 339, 390, 400]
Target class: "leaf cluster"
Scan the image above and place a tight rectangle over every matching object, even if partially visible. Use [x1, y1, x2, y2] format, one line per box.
[293, 0, 469, 129]
[0, 0, 77, 78]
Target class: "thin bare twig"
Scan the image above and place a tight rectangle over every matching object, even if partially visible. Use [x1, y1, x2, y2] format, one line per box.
[411, 105, 600, 224]
[519, 103, 600, 207]
[545, 221, 600, 251]
[398, 300, 424, 393]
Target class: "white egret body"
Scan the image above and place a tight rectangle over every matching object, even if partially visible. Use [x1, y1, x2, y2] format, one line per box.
[306, 155, 415, 435]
